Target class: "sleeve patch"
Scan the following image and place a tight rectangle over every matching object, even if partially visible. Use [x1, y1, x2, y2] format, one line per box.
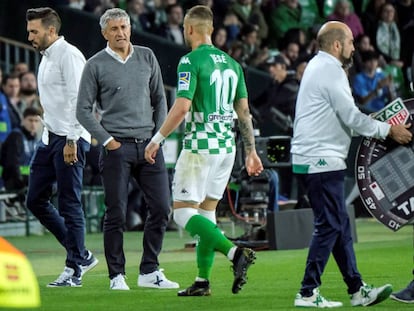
[178, 72, 190, 91]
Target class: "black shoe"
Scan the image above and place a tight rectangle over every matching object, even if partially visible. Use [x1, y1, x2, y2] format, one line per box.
[390, 280, 414, 303]
[177, 281, 211, 296]
[231, 247, 256, 294]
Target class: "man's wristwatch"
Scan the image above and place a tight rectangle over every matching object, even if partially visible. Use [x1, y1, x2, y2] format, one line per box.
[66, 139, 76, 148]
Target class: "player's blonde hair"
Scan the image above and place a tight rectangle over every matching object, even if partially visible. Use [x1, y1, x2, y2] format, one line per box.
[184, 5, 213, 35]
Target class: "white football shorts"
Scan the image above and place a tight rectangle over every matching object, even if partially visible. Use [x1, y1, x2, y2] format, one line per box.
[172, 149, 236, 204]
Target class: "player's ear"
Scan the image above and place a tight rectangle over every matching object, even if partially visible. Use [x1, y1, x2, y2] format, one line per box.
[188, 24, 194, 35]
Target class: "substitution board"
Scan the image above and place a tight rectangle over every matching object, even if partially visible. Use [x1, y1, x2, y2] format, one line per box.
[356, 97, 414, 231]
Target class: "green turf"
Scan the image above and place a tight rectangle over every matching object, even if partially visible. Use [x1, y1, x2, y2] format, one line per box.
[4, 218, 414, 310]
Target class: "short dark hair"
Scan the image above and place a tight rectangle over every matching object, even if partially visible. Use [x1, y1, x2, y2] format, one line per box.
[165, 3, 182, 15]
[240, 23, 258, 38]
[19, 71, 36, 81]
[26, 7, 61, 33]
[23, 107, 41, 119]
[360, 50, 379, 63]
[266, 55, 287, 67]
[1, 73, 19, 86]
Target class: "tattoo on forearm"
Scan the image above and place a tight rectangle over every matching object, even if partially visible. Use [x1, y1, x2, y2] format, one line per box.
[238, 108, 255, 154]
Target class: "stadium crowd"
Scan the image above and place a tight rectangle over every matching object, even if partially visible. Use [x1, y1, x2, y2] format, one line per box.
[0, 0, 413, 221]
[36, 0, 414, 129]
[0, 0, 413, 304]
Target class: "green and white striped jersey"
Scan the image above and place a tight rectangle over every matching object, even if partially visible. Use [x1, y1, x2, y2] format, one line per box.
[176, 44, 248, 154]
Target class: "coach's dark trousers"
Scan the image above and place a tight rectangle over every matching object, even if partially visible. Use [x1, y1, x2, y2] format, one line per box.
[26, 132, 90, 275]
[298, 170, 364, 296]
[100, 139, 170, 279]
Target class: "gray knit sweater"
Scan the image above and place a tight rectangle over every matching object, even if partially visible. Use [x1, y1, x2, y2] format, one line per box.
[76, 45, 167, 145]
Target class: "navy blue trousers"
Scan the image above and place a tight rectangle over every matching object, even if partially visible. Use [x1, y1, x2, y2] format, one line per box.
[26, 133, 90, 275]
[298, 170, 363, 296]
[99, 140, 170, 278]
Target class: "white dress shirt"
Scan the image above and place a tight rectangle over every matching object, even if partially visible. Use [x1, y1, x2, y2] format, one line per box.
[37, 36, 90, 144]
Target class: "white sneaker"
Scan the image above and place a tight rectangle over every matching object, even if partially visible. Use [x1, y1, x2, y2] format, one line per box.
[350, 283, 392, 306]
[294, 288, 343, 308]
[138, 269, 179, 289]
[80, 250, 99, 276]
[110, 274, 130, 290]
[47, 266, 82, 287]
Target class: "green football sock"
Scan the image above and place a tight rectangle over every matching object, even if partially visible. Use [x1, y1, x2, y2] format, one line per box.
[196, 241, 215, 279]
[185, 215, 234, 279]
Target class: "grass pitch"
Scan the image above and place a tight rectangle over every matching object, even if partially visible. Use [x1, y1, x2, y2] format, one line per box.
[4, 218, 414, 311]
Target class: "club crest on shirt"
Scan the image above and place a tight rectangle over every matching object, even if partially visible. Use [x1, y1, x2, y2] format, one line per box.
[178, 72, 190, 91]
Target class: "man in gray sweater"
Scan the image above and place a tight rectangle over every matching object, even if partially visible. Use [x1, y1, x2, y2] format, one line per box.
[76, 8, 178, 291]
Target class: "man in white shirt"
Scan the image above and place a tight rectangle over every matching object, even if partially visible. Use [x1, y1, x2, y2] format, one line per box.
[292, 21, 412, 308]
[26, 7, 98, 287]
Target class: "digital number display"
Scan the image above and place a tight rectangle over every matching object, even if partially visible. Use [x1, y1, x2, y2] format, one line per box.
[370, 146, 414, 203]
[356, 98, 414, 231]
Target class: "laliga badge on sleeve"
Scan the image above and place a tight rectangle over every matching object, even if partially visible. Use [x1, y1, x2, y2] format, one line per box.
[356, 97, 414, 231]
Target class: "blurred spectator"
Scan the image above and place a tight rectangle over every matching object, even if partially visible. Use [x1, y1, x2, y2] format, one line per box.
[1, 74, 22, 130]
[181, 0, 213, 11]
[19, 71, 43, 139]
[295, 60, 307, 82]
[19, 71, 42, 113]
[0, 107, 41, 193]
[212, 25, 228, 52]
[267, 0, 307, 49]
[282, 27, 318, 62]
[227, 0, 268, 44]
[223, 12, 241, 47]
[150, 0, 177, 29]
[84, 0, 115, 15]
[2, 74, 20, 107]
[352, 50, 395, 113]
[375, 2, 404, 67]
[155, 3, 184, 45]
[352, 34, 377, 74]
[361, 0, 386, 46]
[327, 0, 364, 39]
[11, 62, 29, 76]
[228, 40, 245, 64]
[279, 41, 300, 71]
[126, 0, 153, 32]
[295, 0, 324, 30]
[0, 92, 12, 144]
[253, 55, 299, 136]
[68, 0, 85, 9]
[236, 23, 269, 67]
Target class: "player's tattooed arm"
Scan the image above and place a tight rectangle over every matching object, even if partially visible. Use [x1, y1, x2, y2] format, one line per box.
[234, 98, 256, 155]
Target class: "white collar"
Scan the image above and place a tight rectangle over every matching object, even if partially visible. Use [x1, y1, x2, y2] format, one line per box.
[105, 43, 134, 64]
[41, 36, 65, 57]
